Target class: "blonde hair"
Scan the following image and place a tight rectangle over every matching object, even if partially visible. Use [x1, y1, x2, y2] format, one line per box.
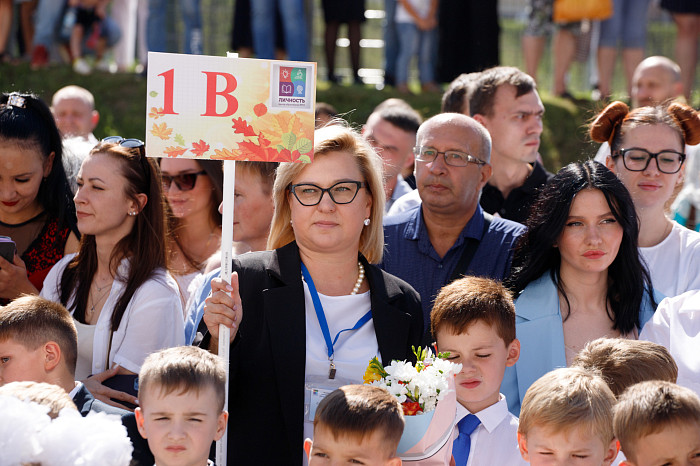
[0, 381, 77, 419]
[138, 346, 227, 412]
[51, 85, 95, 110]
[614, 380, 700, 462]
[519, 367, 616, 445]
[572, 338, 678, 397]
[267, 124, 385, 263]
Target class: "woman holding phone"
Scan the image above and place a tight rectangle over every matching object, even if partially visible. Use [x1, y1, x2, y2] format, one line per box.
[0, 92, 79, 301]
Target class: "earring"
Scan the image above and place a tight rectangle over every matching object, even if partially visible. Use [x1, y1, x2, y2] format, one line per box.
[290, 219, 293, 226]
[128, 211, 137, 216]
[363, 218, 370, 226]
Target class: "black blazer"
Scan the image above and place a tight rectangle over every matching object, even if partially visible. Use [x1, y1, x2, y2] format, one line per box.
[205, 241, 423, 465]
[73, 384, 154, 465]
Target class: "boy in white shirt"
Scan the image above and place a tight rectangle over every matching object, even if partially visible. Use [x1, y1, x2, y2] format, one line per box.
[430, 276, 526, 465]
[135, 346, 228, 466]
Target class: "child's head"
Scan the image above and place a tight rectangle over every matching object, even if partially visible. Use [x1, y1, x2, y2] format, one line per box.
[430, 276, 520, 413]
[0, 380, 77, 419]
[518, 367, 618, 466]
[0, 295, 77, 385]
[304, 385, 404, 466]
[135, 346, 228, 466]
[572, 337, 678, 397]
[51, 85, 99, 139]
[614, 381, 700, 466]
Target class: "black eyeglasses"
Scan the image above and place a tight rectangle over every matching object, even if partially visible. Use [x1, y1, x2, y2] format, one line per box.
[289, 181, 366, 206]
[413, 146, 486, 167]
[612, 147, 686, 174]
[162, 171, 207, 191]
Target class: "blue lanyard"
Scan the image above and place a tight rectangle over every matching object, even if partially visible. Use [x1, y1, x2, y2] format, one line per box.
[300, 262, 373, 361]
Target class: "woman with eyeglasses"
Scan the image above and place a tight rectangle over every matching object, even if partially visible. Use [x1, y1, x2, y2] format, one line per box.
[0, 92, 79, 302]
[41, 138, 184, 409]
[159, 158, 223, 307]
[201, 125, 423, 463]
[502, 160, 658, 415]
[590, 101, 700, 298]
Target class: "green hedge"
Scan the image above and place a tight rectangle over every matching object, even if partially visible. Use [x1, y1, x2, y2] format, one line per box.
[1, 62, 602, 173]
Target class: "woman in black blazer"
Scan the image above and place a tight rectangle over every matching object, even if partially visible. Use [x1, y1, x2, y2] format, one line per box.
[203, 124, 424, 465]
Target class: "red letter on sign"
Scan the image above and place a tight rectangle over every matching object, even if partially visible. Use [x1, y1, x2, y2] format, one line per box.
[201, 72, 238, 117]
[159, 69, 179, 115]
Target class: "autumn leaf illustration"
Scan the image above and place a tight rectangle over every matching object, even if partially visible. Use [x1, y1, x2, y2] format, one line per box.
[289, 114, 304, 138]
[258, 132, 270, 147]
[232, 117, 256, 137]
[164, 146, 187, 157]
[293, 137, 312, 155]
[174, 134, 186, 146]
[191, 140, 210, 157]
[238, 140, 267, 160]
[148, 107, 165, 119]
[212, 148, 237, 159]
[151, 122, 173, 140]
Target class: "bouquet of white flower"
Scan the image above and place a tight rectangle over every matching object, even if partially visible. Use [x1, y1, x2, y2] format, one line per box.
[364, 346, 462, 415]
[363, 347, 462, 464]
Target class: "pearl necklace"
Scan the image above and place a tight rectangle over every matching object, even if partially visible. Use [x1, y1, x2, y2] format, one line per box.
[351, 262, 365, 295]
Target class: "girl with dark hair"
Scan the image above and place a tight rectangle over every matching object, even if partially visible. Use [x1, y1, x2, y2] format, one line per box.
[159, 158, 223, 306]
[591, 101, 700, 298]
[41, 139, 184, 409]
[501, 160, 658, 415]
[0, 92, 79, 301]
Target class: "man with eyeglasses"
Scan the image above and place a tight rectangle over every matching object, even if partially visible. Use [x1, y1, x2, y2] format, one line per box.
[382, 113, 525, 331]
[470, 66, 552, 225]
[362, 102, 422, 213]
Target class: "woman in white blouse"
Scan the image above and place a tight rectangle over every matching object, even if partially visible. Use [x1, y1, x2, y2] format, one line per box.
[589, 101, 700, 298]
[41, 137, 183, 409]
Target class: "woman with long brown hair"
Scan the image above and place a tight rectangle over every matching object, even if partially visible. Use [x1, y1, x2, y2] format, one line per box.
[41, 138, 184, 409]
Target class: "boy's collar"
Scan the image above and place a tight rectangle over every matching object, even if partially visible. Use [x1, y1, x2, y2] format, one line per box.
[457, 394, 509, 433]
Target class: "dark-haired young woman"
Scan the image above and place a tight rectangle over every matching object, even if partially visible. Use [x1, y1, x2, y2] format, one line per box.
[41, 139, 184, 409]
[0, 92, 79, 301]
[501, 160, 659, 415]
[591, 101, 700, 298]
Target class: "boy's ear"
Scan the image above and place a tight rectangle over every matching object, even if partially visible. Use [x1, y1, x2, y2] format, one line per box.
[303, 438, 313, 460]
[386, 456, 402, 466]
[43, 341, 62, 372]
[213, 411, 229, 441]
[517, 432, 530, 462]
[506, 339, 520, 367]
[602, 438, 620, 466]
[134, 407, 147, 439]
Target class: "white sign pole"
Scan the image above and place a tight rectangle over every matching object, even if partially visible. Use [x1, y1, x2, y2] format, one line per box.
[216, 159, 235, 465]
[215, 51, 239, 466]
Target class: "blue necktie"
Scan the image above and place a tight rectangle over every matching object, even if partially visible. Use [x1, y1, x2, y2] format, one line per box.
[452, 414, 481, 466]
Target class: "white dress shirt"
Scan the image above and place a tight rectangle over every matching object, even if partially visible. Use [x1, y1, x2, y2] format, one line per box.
[640, 289, 700, 396]
[452, 395, 526, 466]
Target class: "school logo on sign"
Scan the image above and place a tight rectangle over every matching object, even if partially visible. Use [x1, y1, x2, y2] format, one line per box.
[272, 63, 314, 111]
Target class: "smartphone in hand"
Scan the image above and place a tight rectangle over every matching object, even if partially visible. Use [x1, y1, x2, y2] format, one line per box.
[0, 236, 17, 262]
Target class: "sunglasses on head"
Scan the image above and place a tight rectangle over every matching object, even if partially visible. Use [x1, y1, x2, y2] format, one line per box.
[102, 136, 145, 156]
[161, 171, 207, 191]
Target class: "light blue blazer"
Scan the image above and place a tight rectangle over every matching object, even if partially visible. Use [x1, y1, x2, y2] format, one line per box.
[501, 273, 659, 416]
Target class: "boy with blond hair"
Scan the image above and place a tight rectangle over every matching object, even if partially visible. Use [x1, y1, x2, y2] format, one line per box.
[572, 338, 678, 397]
[135, 346, 228, 466]
[303, 384, 404, 465]
[430, 276, 525, 465]
[517, 367, 619, 466]
[613, 380, 700, 466]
